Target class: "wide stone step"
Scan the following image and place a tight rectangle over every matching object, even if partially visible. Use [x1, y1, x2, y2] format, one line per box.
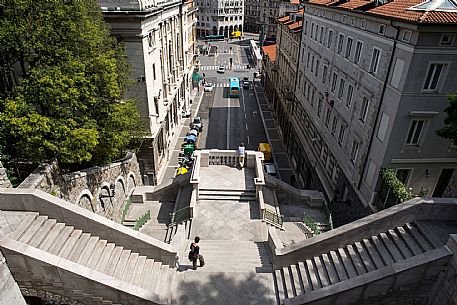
[198, 194, 257, 201]
[275, 222, 440, 304]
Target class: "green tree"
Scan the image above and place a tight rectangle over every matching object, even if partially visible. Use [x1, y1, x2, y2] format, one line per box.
[0, 0, 145, 166]
[437, 94, 457, 145]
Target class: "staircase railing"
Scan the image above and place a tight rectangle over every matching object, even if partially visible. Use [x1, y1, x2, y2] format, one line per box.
[323, 202, 334, 230]
[133, 210, 151, 231]
[303, 212, 320, 235]
[120, 197, 132, 224]
[263, 208, 283, 229]
[169, 206, 191, 227]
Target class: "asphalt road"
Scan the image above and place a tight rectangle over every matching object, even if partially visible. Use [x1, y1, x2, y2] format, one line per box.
[195, 36, 267, 151]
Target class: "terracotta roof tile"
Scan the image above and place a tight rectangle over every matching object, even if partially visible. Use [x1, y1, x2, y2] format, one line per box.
[288, 20, 303, 29]
[338, 0, 371, 9]
[367, 0, 457, 23]
[307, 0, 457, 23]
[262, 44, 277, 62]
[277, 16, 291, 22]
[291, 0, 300, 4]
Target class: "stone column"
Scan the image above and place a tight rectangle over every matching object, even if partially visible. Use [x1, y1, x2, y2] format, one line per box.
[0, 162, 12, 188]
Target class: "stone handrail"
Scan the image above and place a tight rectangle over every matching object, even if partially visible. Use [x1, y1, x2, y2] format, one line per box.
[272, 197, 457, 268]
[0, 238, 170, 305]
[265, 174, 325, 207]
[0, 188, 178, 266]
[190, 150, 201, 184]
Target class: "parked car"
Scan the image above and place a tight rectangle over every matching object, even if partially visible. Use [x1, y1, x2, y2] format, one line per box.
[204, 82, 214, 92]
[217, 66, 225, 73]
[242, 77, 250, 89]
[182, 109, 191, 118]
[191, 117, 203, 132]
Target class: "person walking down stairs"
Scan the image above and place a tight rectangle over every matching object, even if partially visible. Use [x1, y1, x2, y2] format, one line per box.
[189, 236, 205, 270]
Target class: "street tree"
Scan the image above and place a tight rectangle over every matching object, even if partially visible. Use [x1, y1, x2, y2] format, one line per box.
[437, 94, 457, 146]
[0, 0, 145, 167]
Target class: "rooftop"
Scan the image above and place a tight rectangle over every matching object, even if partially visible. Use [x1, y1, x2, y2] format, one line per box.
[306, 0, 457, 23]
[262, 44, 277, 62]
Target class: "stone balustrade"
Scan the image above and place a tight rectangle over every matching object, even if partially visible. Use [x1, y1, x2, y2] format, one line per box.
[271, 197, 457, 268]
[0, 188, 178, 266]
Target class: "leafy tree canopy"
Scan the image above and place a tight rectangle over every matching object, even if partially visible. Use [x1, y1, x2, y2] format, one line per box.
[437, 94, 457, 145]
[0, 0, 145, 166]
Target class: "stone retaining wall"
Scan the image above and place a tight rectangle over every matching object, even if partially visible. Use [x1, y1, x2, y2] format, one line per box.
[18, 153, 142, 222]
[0, 162, 12, 188]
[0, 251, 27, 305]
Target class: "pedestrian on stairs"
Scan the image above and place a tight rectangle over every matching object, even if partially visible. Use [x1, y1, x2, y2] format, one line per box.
[189, 236, 205, 270]
[238, 143, 246, 169]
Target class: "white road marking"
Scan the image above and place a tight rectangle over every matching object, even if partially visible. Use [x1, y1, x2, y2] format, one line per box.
[245, 123, 248, 130]
[227, 97, 231, 149]
[247, 136, 250, 144]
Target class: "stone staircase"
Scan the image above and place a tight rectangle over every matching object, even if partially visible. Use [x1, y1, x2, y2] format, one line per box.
[190, 240, 272, 272]
[5, 211, 175, 302]
[198, 188, 257, 201]
[273, 222, 438, 304]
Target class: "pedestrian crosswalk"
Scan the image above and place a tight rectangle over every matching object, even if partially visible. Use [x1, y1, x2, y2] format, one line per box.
[207, 83, 249, 88]
[199, 65, 247, 71]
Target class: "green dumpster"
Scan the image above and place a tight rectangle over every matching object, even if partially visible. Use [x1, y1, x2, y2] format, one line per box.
[183, 144, 195, 156]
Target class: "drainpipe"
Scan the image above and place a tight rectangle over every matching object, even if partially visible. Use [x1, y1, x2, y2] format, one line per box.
[357, 22, 400, 192]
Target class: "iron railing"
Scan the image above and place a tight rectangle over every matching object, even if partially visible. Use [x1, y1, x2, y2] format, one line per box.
[133, 210, 151, 231]
[169, 206, 191, 227]
[120, 198, 132, 224]
[263, 208, 283, 229]
[303, 213, 320, 235]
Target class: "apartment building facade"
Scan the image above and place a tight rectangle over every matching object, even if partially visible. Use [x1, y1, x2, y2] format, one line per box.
[244, 0, 260, 33]
[291, 0, 457, 216]
[258, 0, 301, 39]
[99, 0, 197, 185]
[195, 0, 244, 37]
[272, 11, 303, 142]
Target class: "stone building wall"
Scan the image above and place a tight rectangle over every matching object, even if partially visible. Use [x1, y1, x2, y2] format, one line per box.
[0, 251, 27, 305]
[428, 234, 457, 305]
[0, 162, 12, 188]
[18, 152, 143, 222]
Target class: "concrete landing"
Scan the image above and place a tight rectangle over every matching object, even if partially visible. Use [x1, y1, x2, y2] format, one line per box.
[191, 200, 267, 241]
[173, 270, 276, 305]
[199, 166, 256, 190]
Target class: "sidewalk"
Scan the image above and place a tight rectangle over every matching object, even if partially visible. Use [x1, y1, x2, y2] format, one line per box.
[156, 86, 205, 185]
[252, 79, 296, 186]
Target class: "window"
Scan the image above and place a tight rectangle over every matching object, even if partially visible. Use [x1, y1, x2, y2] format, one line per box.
[350, 140, 359, 163]
[423, 63, 445, 91]
[153, 63, 156, 80]
[331, 116, 338, 135]
[378, 24, 385, 35]
[338, 124, 346, 145]
[337, 34, 344, 54]
[338, 78, 345, 99]
[327, 29, 333, 48]
[325, 109, 331, 127]
[354, 41, 363, 64]
[331, 72, 338, 92]
[396, 169, 411, 184]
[311, 23, 315, 39]
[361, 20, 367, 29]
[305, 21, 308, 35]
[345, 37, 353, 58]
[311, 55, 315, 73]
[346, 84, 353, 107]
[307, 53, 310, 68]
[315, 59, 319, 77]
[359, 97, 370, 122]
[440, 34, 455, 46]
[406, 120, 425, 145]
[317, 98, 322, 117]
[148, 31, 156, 48]
[320, 27, 325, 44]
[369, 48, 381, 74]
[402, 30, 412, 42]
[322, 65, 328, 84]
